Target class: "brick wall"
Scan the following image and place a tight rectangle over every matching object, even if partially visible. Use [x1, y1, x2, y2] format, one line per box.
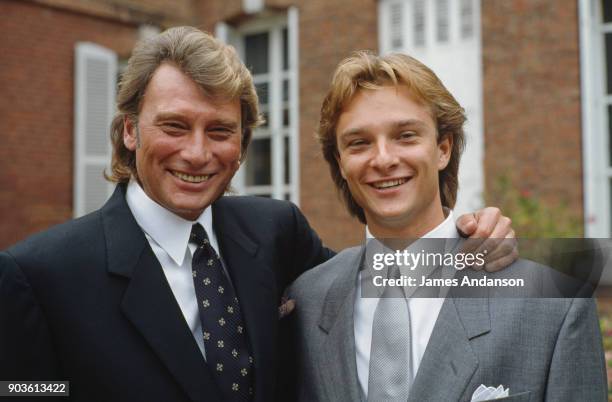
[295, 0, 378, 250]
[0, 0, 139, 248]
[481, 0, 584, 231]
[30, 0, 196, 27]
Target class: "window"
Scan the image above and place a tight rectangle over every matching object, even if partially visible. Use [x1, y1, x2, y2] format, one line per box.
[73, 43, 116, 217]
[217, 11, 299, 203]
[580, 0, 612, 236]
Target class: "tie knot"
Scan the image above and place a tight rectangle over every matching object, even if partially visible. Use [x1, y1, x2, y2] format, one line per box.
[387, 265, 402, 280]
[190, 223, 210, 246]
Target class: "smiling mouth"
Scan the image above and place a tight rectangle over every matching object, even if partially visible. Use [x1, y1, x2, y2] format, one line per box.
[371, 178, 409, 189]
[170, 170, 213, 183]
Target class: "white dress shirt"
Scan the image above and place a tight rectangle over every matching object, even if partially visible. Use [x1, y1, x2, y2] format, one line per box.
[355, 211, 459, 398]
[126, 180, 225, 360]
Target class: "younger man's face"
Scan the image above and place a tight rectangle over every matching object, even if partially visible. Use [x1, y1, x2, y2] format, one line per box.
[335, 85, 452, 237]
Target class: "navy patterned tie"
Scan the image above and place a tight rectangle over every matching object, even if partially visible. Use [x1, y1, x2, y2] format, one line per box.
[190, 223, 254, 401]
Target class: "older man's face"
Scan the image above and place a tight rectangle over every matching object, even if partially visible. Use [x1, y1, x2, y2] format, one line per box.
[123, 63, 242, 220]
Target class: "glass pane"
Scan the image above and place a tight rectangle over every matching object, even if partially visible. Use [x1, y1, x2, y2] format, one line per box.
[414, 0, 426, 47]
[245, 138, 271, 186]
[284, 136, 290, 185]
[604, 0, 612, 23]
[282, 28, 289, 71]
[258, 194, 271, 198]
[283, 108, 290, 127]
[282, 79, 289, 102]
[609, 105, 612, 166]
[390, 2, 403, 49]
[606, 33, 612, 94]
[261, 111, 269, 128]
[436, 0, 449, 43]
[245, 32, 269, 75]
[460, 0, 474, 38]
[256, 82, 269, 106]
[284, 193, 291, 201]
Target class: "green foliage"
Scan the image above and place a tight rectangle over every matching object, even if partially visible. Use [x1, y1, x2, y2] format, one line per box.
[487, 175, 583, 238]
[602, 316, 612, 352]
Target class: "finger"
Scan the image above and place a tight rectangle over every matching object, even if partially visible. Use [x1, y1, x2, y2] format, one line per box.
[482, 238, 516, 263]
[456, 213, 477, 237]
[481, 229, 516, 263]
[484, 248, 519, 272]
[473, 207, 501, 237]
[278, 299, 296, 318]
[459, 237, 485, 255]
[458, 207, 501, 253]
[473, 216, 512, 257]
[470, 257, 486, 271]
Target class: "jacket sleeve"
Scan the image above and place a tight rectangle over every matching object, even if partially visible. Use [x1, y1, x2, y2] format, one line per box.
[288, 203, 335, 280]
[275, 205, 334, 402]
[0, 251, 61, 382]
[544, 297, 607, 401]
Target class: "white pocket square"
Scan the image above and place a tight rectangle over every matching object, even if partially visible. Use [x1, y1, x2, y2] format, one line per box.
[471, 384, 510, 401]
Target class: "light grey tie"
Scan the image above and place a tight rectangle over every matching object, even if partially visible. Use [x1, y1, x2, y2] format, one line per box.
[367, 265, 412, 402]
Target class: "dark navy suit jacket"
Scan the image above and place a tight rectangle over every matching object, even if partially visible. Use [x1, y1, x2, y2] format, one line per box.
[0, 184, 333, 401]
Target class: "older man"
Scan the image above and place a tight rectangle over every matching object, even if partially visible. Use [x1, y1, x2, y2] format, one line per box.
[0, 28, 515, 402]
[289, 52, 606, 401]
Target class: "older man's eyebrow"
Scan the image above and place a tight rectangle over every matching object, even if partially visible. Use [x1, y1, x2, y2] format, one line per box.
[153, 112, 188, 123]
[151, 114, 240, 130]
[338, 127, 366, 139]
[207, 119, 240, 129]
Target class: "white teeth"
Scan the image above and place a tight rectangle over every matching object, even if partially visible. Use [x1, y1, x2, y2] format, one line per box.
[373, 178, 407, 189]
[172, 171, 211, 183]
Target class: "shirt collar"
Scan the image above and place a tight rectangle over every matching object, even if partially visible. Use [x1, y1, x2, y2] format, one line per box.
[365, 208, 458, 240]
[125, 180, 213, 266]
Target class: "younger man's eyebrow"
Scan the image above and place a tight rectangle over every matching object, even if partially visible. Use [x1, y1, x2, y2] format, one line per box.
[394, 119, 427, 129]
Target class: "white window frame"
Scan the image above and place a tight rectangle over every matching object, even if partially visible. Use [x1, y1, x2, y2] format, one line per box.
[73, 42, 116, 217]
[216, 8, 300, 204]
[580, 0, 610, 237]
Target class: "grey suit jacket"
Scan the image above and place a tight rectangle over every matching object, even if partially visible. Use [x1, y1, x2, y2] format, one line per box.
[288, 246, 607, 402]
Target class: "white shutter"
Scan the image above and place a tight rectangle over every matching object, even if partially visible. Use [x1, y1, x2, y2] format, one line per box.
[73, 42, 117, 217]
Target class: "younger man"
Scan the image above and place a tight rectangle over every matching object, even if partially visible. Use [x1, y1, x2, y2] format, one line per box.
[289, 52, 606, 401]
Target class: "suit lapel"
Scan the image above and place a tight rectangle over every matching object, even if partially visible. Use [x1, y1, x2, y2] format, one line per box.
[317, 248, 364, 402]
[408, 297, 490, 402]
[212, 200, 277, 402]
[102, 186, 219, 402]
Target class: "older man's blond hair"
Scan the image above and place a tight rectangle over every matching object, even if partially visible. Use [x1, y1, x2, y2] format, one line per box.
[107, 26, 262, 183]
